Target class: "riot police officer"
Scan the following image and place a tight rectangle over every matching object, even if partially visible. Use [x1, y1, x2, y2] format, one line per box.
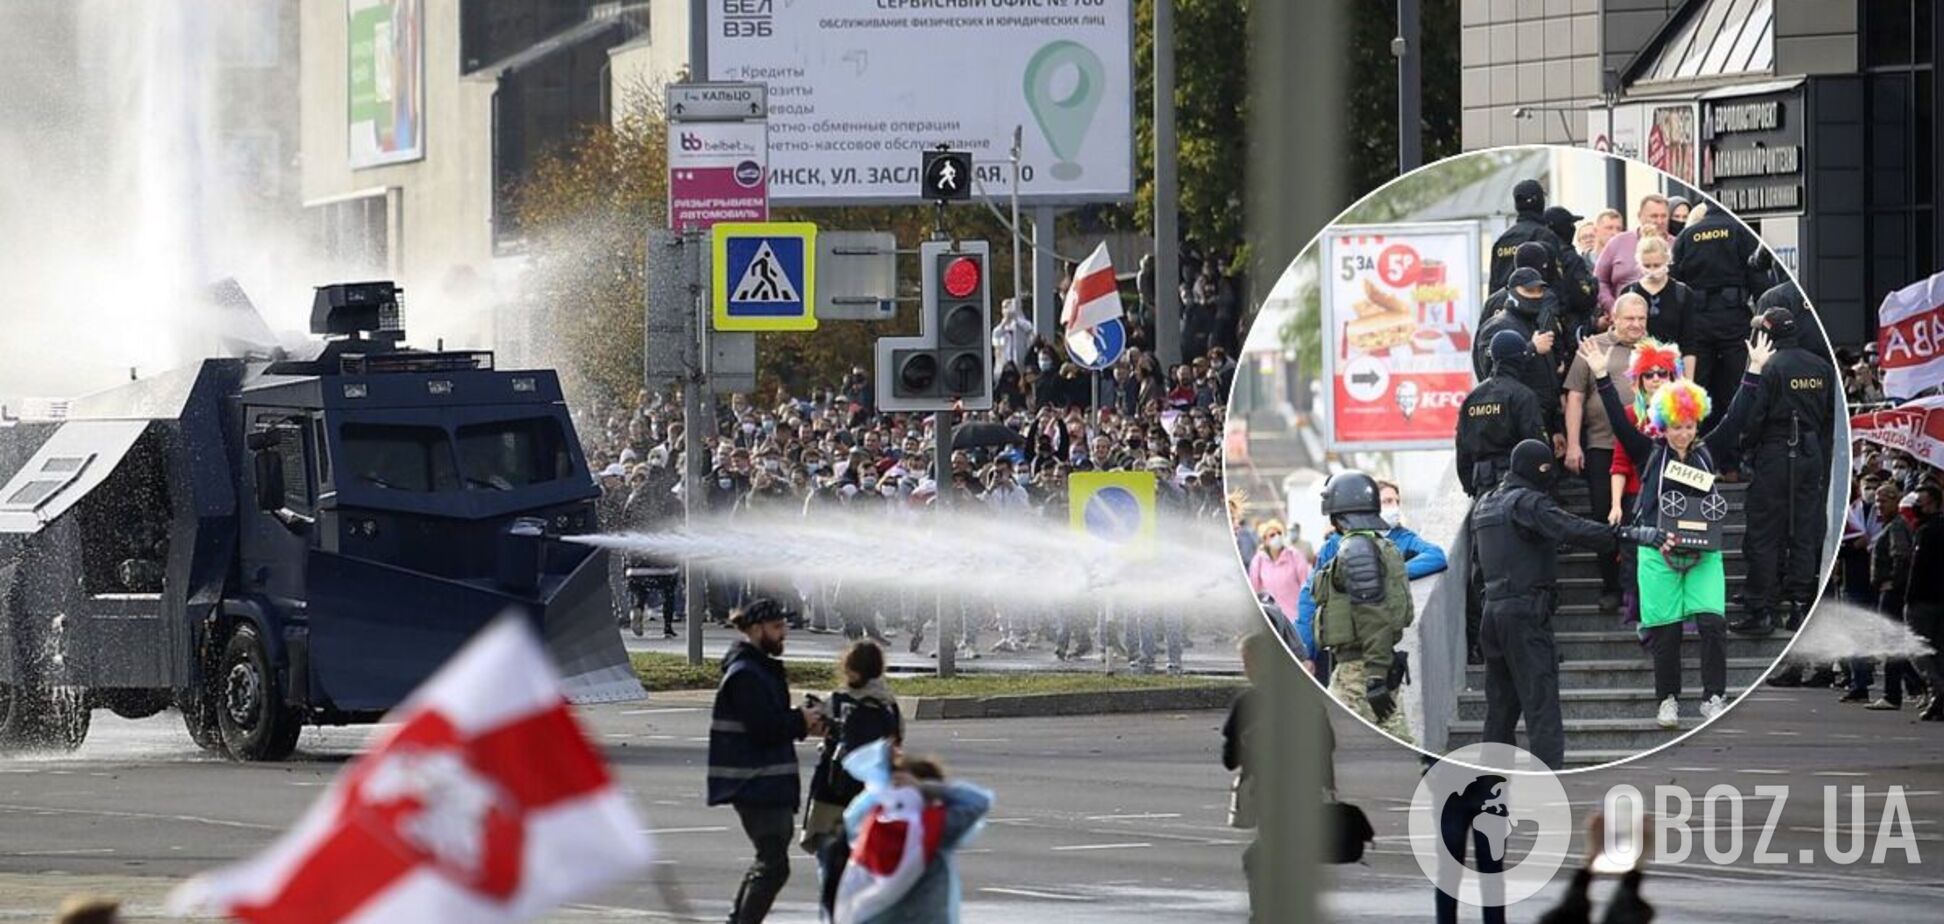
[1672, 206, 1763, 442]
[1733, 307, 1836, 635]
[1472, 440, 1669, 769]
[1480, 241, 1560, 328]
[1755, 277, 1836, 367]
[1543, 205, 1600, 350]
[1458, 330, 1549, 497]
[1311, 471, 1415, 743]
[1475, 268, 1565, 439]
[1489, 179, 1568, 292]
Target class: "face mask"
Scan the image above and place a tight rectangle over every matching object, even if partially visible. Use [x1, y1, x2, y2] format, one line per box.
[880, 485, 897, 498]
[1266, 535, 1285, 551]
[1642, 267, 1669, 284]
[741, 422, 757, 434]
[1381, 507, 1403, 528]
[1666, 219, 1686, 236]
[717, 478, 733, 489]
[1039, 359, 1055, 372]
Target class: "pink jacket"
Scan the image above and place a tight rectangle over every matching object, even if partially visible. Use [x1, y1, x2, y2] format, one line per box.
[1248, 547, 1311, 625]
[1595, 229, 1644, 314]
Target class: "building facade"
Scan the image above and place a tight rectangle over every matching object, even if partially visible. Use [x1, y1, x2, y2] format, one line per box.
[1461, 0, 1943, 347]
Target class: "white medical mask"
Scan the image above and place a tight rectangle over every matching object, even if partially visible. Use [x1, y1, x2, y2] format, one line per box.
[1642, 267, 1669, 284]
[1381, 507, 1403, 528]
[1266, 534, 1285, 550]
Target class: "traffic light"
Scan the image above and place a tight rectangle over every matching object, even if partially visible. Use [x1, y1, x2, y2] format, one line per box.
[875, 240, 993, 412]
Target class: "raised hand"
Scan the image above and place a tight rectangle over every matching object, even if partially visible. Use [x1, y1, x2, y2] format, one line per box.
[1745, 329, 1775, 373]
[1577, 337, 1610, 379]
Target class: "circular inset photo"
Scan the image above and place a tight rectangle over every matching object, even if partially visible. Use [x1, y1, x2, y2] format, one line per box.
[1227, 144, 1850, 773]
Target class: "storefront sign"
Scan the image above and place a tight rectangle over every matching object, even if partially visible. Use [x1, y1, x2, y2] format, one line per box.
[1702, 88, 1806, 216]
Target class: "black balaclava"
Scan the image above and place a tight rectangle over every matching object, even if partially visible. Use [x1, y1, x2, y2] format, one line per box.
[1510, 438, 1557, 489]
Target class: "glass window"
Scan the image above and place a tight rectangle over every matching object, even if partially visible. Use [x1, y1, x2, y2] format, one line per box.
[341, 423, 459, 493]
[455, 418, 573, 491]
[1867, 0, 1913, 68]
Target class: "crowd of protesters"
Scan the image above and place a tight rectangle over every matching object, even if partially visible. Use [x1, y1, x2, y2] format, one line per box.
[567, 280, 1245, 673]
[1788, 445, 1944, 721]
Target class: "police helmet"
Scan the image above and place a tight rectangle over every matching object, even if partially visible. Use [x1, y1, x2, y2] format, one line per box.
[1320, 471, 1389, 532]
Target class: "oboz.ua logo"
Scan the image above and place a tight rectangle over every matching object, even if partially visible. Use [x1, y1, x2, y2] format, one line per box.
[1409, 744, 1572, 908]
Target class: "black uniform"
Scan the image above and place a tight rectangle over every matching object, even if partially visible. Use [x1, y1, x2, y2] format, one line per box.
[1755, 281, 1836, 367]
[1738, 324, 1836, 625]
[1474, 293, 1564, 436]
[1489, 214, 1568, 293]
[1456, 372, 1547, 497]
[1472, 444, 1661, 770]
[1671, 211, 1762, 435]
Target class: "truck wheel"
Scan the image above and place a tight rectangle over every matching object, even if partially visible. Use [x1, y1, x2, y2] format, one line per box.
[217, 624, 301, 761]
[177, 691, 223, 753]
[32, 686, 89, 751]
[0, 681, 26, 749]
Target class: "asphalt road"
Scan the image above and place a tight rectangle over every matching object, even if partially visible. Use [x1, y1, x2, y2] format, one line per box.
[0, 700, 1248, 923]
[1324, 683, 1944, 922]
[0, 686, 1938, 922]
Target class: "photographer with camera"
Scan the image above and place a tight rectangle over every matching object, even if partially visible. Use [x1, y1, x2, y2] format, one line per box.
[708, 598, 826, 923]
[802, 641, 904, 920]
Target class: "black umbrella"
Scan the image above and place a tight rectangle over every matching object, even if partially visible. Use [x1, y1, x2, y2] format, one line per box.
[950, 421, 1025, 450]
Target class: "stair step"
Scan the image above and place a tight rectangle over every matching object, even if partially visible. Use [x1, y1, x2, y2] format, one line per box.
[1455, 686, 1750, 720]
[1550, 630, 1789, 661]
[1447, 715, 1710, 751]
[1464, 657, 1776, 690]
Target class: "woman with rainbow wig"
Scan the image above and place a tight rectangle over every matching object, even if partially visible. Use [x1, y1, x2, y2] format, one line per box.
[1607, 337, 1684, 625]
[1578, 330, 1777, 730]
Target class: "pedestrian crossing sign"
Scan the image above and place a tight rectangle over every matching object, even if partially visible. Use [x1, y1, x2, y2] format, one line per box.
[712, 222, 817, 331]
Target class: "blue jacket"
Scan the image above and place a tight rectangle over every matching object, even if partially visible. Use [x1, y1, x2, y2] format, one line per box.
[707, 639, 808, 807]
[1293, 525, 1448, 655]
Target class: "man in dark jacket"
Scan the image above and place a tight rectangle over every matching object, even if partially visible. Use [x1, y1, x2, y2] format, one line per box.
[1471, 440, 1668, 769]
[1475, 267, 1565, 439]
[1488, 179, 1568, 292]
[708, 598, 825, 922]
[1671, 206, 1762, 440]
[1458, 330, 1549, 497]
[1543, 205, 1600, 348]
[1903, 486, 1944, 720]
[1733, 307, 1837, 635]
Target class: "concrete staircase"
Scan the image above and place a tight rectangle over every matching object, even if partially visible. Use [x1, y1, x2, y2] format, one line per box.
[1443, 478, 1793, 767]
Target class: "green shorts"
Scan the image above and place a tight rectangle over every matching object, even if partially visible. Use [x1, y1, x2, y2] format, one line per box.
[1636, 548, 1725, 628]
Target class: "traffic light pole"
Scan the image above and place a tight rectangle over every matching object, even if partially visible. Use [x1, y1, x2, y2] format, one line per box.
[934, 409, 955, 679]
[684, 229, 710, 667]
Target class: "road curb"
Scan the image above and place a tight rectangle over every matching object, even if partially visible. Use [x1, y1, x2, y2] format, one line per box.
[898, 684, 1240, 720]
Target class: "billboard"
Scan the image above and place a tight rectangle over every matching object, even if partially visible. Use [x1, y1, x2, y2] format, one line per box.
[669, 121, 770, 230]
[1320, 223, 1483, 451]
[348, 0, 424, 169]
[705, 0, 1134, 204]
[1646, 103, 1698, 185]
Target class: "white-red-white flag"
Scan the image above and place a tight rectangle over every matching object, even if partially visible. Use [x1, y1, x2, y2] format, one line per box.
[1878, 268, 1944, 398]
[167, 618, 653, 923]
[1060, 242, 1123, 332]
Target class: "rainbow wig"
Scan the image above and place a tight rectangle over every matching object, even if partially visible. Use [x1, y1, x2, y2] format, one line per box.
[1626, 338, 1681, 382]
[1649, 379, 1711, 432]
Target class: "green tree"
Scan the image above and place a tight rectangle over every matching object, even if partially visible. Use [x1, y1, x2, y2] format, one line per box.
[1344, 0, 1463, 202]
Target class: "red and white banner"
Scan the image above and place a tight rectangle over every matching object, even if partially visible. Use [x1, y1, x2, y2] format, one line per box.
[1320, 223, 1482, 450]
[1061, 242, 1122, 333]
[1877, 269, 1944, 399]
[168, 618, 653, 923]
[833, 786, 948, 923]
[1850, 396, 1944, 470]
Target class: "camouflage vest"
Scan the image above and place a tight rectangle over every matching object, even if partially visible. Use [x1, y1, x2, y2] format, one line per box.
[1314, 531, 1414, 651]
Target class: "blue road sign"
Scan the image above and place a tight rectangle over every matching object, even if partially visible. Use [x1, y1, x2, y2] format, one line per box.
[712, 222, 817, 331]
[1065, 317, 1126, 371]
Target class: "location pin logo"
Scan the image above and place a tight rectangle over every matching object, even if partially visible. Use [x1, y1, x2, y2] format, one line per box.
[1023, 40, 1105, 181]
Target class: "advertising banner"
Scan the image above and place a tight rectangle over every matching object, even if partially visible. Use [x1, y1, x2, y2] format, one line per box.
[1321, 223, 1482, 450]
[705, 0, 1134, 204]
[347, 0, 423, 169]
[669, 121, 770, 231]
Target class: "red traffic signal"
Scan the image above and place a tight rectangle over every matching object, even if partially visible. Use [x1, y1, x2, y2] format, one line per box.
[943, 257, 981, 298]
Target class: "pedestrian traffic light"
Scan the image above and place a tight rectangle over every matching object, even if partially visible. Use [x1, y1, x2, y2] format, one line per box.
[874, 240, 994, 412]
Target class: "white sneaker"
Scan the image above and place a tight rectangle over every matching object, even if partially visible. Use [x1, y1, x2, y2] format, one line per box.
[1656, 696, 1680, 729]
[1698, 694, 1727, 721]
